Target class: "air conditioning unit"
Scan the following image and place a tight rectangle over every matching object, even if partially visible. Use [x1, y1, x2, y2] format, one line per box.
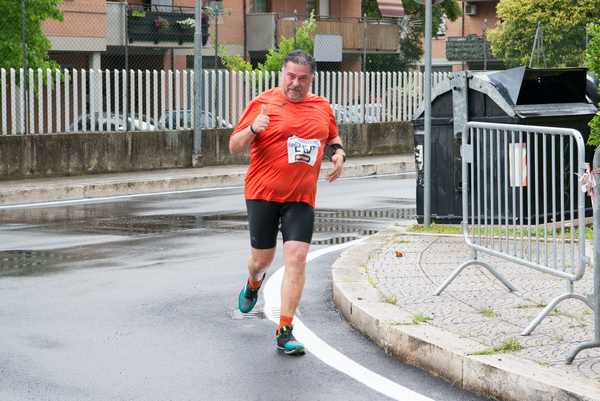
[465, 4, 477, 16]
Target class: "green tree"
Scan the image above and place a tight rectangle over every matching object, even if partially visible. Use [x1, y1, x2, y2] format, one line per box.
[362, 0, 382, 18]
[488, 0, 600, 68]
[218, 45, 253, 72]
[0, 0, 64, 71]
[258, 13, 316, 72]
[586, 24, 600, 146]
[362, 0, 462, 71]
[588, 25, 600, 77]
[219, 13, 316, 72]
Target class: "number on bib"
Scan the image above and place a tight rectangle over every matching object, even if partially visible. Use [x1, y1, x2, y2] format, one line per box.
[287, 136, 321, 166]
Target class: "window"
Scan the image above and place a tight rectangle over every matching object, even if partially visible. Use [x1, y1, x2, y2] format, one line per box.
[209, 0, 224, 10]
[254, 0, 270, 13]
[319, 0, 330, 17]
[150, 0, 172, 11]
[305, 0, 316, 15]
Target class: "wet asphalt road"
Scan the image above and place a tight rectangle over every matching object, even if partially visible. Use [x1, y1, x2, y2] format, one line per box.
[0, 175, 490, 401]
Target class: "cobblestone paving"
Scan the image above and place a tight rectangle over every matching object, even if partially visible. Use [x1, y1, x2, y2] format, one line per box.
[367, 227, 600, 381]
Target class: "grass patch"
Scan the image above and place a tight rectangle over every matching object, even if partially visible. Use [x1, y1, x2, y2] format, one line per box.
[479, 307, 496, 318]
[473, 338, 522, 356]
[515, 302, 546, 309]
[408, 224, 593, 241]
[537, 361, 551, 368]
[412, 314, 433, 325]
[408, 224, 462, 235]
[382, 295, 397, 305]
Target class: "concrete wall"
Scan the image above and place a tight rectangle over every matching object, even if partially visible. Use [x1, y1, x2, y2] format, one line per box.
[0, 122, 413, 180]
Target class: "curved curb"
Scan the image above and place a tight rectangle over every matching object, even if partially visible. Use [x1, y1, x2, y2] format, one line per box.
[331, 228, 600, 401]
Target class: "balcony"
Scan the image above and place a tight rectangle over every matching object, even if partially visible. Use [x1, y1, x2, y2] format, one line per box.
[247, 14, 400, 53]
[127, 5, 195, 45]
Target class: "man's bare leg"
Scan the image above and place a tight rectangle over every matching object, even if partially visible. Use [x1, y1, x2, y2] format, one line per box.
[276, 240, 310, 354]
[248, 247, 276, 280]
[239, 247, 275, 313]
[280, 240, 310, 319]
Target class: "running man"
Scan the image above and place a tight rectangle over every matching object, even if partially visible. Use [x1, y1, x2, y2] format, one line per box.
[229, 50, 346, 355]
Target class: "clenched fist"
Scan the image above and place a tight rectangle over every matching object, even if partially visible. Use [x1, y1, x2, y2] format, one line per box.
[251, 104, 269, 134]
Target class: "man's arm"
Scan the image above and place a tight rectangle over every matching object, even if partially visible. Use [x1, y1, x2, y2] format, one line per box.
[326, 136, 345, 182]
[327, 137, 342, 146]
[229, 104, 269, 154]
[229, 125, 256, 154]
[327, 136, 346, 160]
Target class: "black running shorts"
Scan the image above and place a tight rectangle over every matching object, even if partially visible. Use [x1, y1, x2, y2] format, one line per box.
[246, 200, 315, 249]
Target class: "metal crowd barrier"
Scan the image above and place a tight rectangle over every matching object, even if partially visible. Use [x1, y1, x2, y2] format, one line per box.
[567, 146, 599, 364]
[434, 121, 590, 337]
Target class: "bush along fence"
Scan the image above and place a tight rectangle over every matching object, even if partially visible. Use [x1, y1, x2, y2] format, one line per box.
[0, 68, 452, 136]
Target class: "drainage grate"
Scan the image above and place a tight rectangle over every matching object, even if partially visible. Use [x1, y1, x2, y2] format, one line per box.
[0, 250, 76, 276]
[65, 214, 249, 235]
[315, 207, 416, 220]
[311, 235, 360, 245]
[57, 207, 415, 245]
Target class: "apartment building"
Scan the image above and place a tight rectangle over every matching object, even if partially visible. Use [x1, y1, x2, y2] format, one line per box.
[43, 0, 199, 72]
[43, 0, 402, 72]
[430, 0, 502, 72]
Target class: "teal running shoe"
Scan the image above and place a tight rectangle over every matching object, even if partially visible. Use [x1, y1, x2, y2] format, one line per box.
[276, 325, 305, 355]
[238, 276, 263, 313]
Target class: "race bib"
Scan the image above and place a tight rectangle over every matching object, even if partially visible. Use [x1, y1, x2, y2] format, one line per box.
[287, 136, 321, 166]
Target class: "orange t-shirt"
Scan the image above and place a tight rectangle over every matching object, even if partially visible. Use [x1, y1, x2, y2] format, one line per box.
[232, 87, 338, 208]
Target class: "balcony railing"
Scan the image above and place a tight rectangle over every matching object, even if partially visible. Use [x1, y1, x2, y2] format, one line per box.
[127, 5, 195, 45]
[247, 13, 400, 53]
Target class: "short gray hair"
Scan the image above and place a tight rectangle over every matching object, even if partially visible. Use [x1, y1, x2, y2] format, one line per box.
[283, 50, 316, 74]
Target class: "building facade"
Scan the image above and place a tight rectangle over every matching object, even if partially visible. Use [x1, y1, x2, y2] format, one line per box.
[43, 0, 401, 72]
[430, 0, 501, 72]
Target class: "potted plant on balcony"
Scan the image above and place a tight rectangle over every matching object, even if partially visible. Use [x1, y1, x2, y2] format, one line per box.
[131, 9, 146, 18]
[176, 17, 195, 31]
[154, 16, 169, 30]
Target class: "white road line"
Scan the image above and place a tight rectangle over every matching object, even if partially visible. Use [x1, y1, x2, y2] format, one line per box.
[0, 173, 412, 210]
[263, 239, 437, 401]
[0, 186, 245, 210]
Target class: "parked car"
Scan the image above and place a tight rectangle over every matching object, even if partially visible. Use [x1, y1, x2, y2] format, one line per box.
[331, 103, 382, 124]
[158, 110, 232, 130]
[68, 113, 155, 132]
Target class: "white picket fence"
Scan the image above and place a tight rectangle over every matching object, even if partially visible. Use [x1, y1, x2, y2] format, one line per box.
[0, 68, 451, 135]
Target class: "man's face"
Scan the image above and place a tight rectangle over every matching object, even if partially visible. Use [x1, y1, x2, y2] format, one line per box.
[282, 62, 313, 102]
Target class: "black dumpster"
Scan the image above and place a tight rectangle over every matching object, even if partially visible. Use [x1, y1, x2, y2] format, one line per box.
[413, 66, 598, 224]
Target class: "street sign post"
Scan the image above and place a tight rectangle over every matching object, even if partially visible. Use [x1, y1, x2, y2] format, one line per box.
[193, 1, 204, 167]
[423, 0, 432, 226]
